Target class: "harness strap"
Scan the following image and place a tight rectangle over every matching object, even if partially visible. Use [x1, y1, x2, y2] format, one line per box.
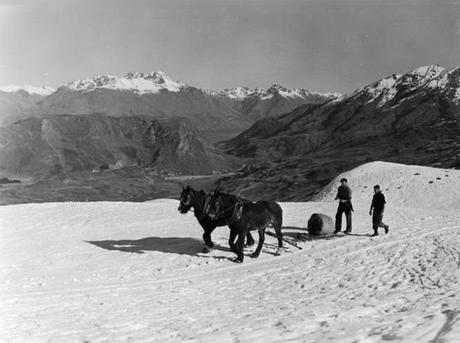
[196, 194, 211, 220]
[226, 200, 243, 225]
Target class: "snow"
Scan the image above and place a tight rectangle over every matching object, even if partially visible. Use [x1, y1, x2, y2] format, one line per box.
[207, 87, 255, 99]
[346, 64, 460, 106]
[410, 65, 446, 79]
[314, 161, 460, 210]
[260, 93, 274, 100]
[205, 84, 340, 101]
[1, 162, 459, 342]
[0, 85, 56, 96]
[65, 71, 185, 94]
[455, 87, 460, 101]
[61, 71, 343, 101]
[359, 74, 401, 106]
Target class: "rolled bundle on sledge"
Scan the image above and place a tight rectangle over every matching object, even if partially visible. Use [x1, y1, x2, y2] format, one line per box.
[307, 213, 334, 235]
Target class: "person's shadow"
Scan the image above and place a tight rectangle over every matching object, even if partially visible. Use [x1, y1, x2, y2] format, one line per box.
[86, 236, 228, 256]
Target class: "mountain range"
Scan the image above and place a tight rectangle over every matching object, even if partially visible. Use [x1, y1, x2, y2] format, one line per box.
[0, 65, 458, 202]
[0, 71, 338, 142]
[216, 65, 460, 200]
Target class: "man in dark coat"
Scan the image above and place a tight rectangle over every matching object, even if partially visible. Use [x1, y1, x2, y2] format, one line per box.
[369, 185, 389, 236]
[334, 178, 353, 234]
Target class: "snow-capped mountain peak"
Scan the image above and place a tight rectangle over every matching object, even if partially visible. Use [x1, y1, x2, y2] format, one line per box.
[0, 85, 56, 96]
[398, 64, 447, 90]
[409, 65, 446, 78]
[65, 71, 186, 94]
[210, 84, 340, 101]
[60, 70, 341, 102]
[356, 74, 402, 105]
[350, 64, 460, 106]
[205, 87, 255, 99]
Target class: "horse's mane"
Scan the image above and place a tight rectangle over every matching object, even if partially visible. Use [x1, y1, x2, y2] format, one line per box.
[214, 192, 253, 205]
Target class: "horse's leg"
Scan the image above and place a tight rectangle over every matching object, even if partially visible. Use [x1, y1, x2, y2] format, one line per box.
[251, 229, 265, 258]
[275, 222, 283, 248]
[246, 232, 255, 247]
[233, 231, 245, 263]
[202, 225, 216, 253]
[228, 229, 238, 253]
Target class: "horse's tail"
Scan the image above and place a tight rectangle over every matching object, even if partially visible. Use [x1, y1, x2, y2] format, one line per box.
[257, 200, 283, 230]
[258, 200, 283, 248]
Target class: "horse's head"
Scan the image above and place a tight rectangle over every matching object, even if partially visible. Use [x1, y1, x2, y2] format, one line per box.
[178, 186, 193, 214]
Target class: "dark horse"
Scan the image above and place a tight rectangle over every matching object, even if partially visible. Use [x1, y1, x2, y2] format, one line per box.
[207, 192, 283, 263]
[178, 186, 254, 253]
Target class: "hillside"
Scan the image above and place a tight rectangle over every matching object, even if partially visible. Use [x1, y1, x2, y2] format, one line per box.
[0, 114, 237, 177]
[217, 65, 460, 201]
[1, 162, 459, 341]
[0, 88, 53, 126]
[313, 161, 460, 210]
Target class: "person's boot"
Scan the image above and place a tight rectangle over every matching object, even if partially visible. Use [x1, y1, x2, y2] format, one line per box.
[370, 230, 379, 237]
[384, 225, 389, 234]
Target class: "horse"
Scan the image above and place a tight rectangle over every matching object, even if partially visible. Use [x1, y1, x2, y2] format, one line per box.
[178, 186, 255, 253]
[207, 192, 283, 263]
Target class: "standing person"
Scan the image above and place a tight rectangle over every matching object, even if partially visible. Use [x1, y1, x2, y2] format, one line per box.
[334, 178, 353, 234]
[369, 185, 389, 236]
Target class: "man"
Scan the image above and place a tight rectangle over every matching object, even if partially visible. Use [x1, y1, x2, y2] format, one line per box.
[369, 185, 389, 236]
[334, 178, 353, 234]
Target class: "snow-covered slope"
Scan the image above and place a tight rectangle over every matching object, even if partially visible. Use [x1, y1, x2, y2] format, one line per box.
[0, 162, 459, 342]
[314, 161, 460, 210]
[65, 71, 185, 94]
[350, 64, 460, 106]
[0, 85, 56, 96]
[207, 83, 339, 101]
[64, 71, 340, 101]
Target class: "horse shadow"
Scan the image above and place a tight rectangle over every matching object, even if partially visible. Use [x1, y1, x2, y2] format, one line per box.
[86, 236, 229, 257]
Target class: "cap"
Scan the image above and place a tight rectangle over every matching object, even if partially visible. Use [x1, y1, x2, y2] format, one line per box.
[340, 178, 348, 183]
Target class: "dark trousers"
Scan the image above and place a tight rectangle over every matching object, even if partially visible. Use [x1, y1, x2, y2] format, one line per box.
[335, 202, 352, 232]
[372, 211, 388, 231]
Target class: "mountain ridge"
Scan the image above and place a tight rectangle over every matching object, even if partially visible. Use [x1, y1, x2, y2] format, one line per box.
[216, 64, 459, 200]
[0, 70, 339, 139]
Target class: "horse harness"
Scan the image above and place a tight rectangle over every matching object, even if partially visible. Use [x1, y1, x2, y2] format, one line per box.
[214, 198, 273, 230]
[226, 200, 244, 225]
[195, 193, 212, 220]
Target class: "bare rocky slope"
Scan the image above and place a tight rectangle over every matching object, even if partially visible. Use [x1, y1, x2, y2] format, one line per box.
[216, 65, 460, 201]
[0, 114, 238, 177]
[0, 89, 49, 126]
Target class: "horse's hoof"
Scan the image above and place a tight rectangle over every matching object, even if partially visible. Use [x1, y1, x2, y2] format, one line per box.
[232, 257, 243, 263]
[251, 253, 259, 258]
[202, 246, 213, 253]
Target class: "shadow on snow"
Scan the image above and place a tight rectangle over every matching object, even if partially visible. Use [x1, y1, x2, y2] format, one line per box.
[86, 236, 228, 256]
[86, 227, 368, 257]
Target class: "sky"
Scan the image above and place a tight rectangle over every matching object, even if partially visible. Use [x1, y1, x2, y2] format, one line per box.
[0, 0, 459, 93]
